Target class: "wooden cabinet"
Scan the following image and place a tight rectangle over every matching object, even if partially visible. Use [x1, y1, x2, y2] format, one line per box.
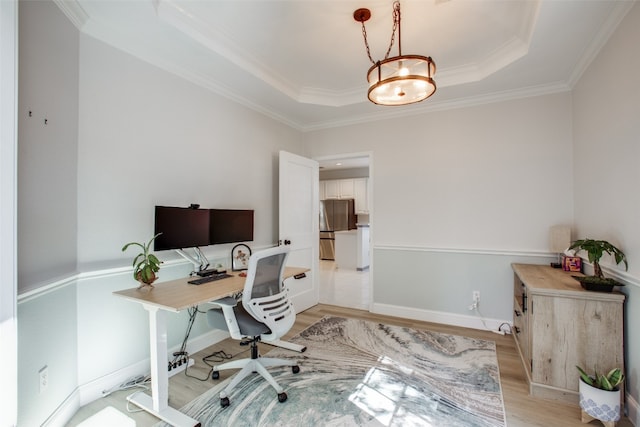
[512, 264, 625, 405]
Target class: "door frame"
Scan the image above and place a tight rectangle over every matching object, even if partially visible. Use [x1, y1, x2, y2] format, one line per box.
[0, 1, 19, 425]
[314, 152, 373, 310]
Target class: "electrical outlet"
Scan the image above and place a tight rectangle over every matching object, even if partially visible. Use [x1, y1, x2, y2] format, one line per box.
[473, 291, 480, 303]
[39, 365, 48, 393]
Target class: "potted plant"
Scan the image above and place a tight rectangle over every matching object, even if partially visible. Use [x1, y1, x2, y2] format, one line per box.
[576, 366, 624, 426]
[567, 239, 628, 292]
[122, 233, 162, 290]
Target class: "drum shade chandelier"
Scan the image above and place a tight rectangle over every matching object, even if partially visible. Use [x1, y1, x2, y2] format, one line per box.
[354, 1, 436, 106]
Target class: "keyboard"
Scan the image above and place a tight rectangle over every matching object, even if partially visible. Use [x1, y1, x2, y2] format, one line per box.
[188, 273, 232, 285]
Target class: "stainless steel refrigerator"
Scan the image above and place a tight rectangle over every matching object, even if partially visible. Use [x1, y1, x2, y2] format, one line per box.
[319, 199, 356, 260]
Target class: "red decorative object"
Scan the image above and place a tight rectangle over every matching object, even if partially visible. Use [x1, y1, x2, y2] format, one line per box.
[562, 256, 582, 272]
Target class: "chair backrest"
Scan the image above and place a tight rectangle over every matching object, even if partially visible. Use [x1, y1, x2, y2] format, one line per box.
[241, 246, 295, 342]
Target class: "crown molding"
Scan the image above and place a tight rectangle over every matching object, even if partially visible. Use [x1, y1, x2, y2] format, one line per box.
[300, 81, 571, 132]
[154, 0, 300, 102]
[52, 0, 89, 30]
[567, 0, 635, 88]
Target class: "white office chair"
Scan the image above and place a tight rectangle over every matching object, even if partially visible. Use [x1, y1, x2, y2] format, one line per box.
[206, 245, 300, 407]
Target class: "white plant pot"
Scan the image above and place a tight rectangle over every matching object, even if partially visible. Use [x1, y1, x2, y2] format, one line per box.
[579, 379, 621, 423]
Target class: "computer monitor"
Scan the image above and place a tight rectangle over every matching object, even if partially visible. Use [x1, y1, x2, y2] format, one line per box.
[154, 206, 210, 251]
[209, 209, 254, 244]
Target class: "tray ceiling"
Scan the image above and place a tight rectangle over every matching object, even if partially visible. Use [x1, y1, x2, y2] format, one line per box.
[54, 0, 634, 131]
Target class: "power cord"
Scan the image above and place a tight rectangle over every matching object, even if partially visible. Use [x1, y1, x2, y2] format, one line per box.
[498, 322, 512, 335]
[470, 305, 512, 336]
[101, 374, 150, 397]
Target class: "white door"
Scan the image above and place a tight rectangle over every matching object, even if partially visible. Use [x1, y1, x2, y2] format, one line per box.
[279, 151, 319, 312]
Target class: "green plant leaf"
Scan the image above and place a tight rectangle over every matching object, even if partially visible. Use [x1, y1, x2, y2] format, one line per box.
[121, 242, 143, 252]
[600, 375, 613, 391]
[577, 366, 624, 390]
[607, 368, 624, 388]
[576, 366, 594, 386]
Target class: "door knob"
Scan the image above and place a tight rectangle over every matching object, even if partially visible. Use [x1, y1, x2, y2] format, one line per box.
[283, 239, 291, 245]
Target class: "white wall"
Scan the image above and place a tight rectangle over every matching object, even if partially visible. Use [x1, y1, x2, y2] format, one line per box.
[17, 3, 306, 426]
[18, 0, 78, 293]
[305, 93, 573, 323]
[573, 2, 640, 421]
[76, 34, 302, 267]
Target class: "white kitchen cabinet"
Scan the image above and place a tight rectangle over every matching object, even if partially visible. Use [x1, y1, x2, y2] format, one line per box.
[353, 178, 368, 214]
[324, 180, 340, 199]
[338, 179, 355, 198]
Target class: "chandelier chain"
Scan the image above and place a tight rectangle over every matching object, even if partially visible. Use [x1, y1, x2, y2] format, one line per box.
[385, 1, 401, 60]
[360, 0, 401, 65]
[360, 22, 374, 64]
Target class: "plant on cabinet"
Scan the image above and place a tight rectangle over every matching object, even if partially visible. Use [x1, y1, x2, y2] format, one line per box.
[568, 239, 627, 292]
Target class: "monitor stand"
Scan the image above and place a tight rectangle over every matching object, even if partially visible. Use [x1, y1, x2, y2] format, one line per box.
[175, 247, 211, 274]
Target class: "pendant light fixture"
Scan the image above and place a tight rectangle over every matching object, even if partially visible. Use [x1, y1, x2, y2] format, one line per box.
[354, 1, 436, 106]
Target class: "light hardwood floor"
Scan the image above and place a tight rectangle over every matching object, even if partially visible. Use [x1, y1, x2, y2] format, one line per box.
[67, 304, 633, 427]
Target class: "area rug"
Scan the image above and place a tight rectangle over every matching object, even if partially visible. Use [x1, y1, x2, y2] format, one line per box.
[158, 316, 506, 426]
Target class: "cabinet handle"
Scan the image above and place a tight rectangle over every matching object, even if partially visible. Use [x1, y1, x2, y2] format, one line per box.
[514, 326, 520, 334]
[522, 293, 527, 312]
[514, 310, 521, 317]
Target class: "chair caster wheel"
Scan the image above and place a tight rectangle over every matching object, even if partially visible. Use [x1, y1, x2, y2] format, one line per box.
[292, 365, 300, 374]
[277, 392, 288, 403]
[212, 371, 220, 380]
[220, 396, 230, 408]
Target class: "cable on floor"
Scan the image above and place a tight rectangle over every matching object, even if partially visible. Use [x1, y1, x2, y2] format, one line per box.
[101, 374, 150, 397]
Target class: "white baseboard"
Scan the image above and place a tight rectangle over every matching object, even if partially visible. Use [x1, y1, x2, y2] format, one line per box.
[42, 390, 81, 427]
[627, 393, 639, 426]
[49, 329, 230, 427]
[370, 302, 511, 334]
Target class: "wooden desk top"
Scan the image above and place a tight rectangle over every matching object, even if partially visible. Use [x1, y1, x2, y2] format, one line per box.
[512, 263, 624, 302]
[113, 266, 308, 312]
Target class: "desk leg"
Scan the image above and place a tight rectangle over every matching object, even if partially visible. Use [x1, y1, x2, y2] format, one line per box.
[126, 304, 200, 427]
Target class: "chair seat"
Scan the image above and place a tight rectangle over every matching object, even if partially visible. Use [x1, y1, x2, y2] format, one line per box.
[207, 303, 272, 337]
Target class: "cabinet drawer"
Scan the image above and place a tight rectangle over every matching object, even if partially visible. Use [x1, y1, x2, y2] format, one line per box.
[513, 297, 529, 368]
[513, 275, 526, 314]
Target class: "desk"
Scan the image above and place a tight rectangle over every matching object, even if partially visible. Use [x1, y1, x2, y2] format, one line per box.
[113, 267, 308, 427]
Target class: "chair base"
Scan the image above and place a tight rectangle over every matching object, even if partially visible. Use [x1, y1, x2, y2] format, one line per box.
[212, 339, 299, 407]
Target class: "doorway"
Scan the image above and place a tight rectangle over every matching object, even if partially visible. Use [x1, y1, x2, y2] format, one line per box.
[315, 153, 372, 311]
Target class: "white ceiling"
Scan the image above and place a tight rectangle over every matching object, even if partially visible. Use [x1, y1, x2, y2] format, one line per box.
[54, 0, 634, 131]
